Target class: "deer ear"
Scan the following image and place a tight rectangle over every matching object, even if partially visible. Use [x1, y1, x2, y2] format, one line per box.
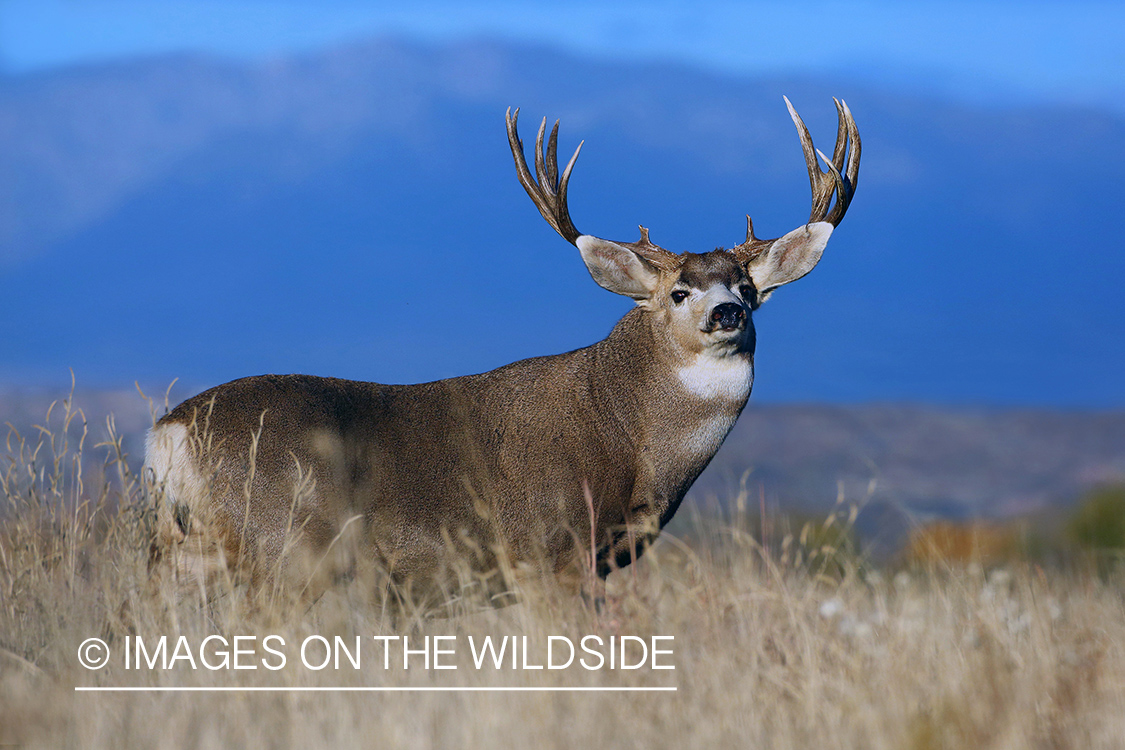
[746, 222, 833, 299]
[576, 235, 662, 300]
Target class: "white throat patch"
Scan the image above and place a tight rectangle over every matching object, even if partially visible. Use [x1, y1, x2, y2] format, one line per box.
[685, 412, 740, 457]
[676, 354, 753, 401]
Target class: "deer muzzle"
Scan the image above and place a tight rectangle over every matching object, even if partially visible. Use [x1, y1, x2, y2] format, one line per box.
[709, 302, 746, 332]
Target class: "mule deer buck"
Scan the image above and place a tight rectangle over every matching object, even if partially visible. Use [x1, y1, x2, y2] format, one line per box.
[146, 98, 860, 610]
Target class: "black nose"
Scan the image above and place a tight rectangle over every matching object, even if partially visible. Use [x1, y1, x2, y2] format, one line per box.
[710, 302, 745, 330]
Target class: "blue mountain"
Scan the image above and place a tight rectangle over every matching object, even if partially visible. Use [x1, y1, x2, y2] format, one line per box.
[1, 38, 1122, 406]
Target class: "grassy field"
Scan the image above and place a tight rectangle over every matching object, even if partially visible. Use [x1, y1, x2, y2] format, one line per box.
[2, 395, 1124, 749]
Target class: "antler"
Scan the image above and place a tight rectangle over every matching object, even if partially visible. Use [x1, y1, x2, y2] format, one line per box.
[506, 108, 683, 271]
[506, 108, 583, 244]
[732, 97, 861, 263]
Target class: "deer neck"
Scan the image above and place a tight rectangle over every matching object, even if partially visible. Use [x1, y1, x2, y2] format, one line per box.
[590, 307, 754, 470]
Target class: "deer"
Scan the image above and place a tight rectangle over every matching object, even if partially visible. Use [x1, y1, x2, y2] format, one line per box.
[144, 98, 860, 612]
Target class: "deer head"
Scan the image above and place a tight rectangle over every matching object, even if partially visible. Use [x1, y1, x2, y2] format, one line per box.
[506, 99, 861, 365]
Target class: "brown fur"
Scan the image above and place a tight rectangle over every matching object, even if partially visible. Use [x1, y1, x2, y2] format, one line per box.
[149, 281, 752, 606]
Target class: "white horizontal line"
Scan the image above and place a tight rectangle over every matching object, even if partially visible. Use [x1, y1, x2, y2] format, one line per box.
[76, 686, 676, 693]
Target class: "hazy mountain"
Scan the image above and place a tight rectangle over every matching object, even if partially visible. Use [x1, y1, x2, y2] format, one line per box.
[697, 403, 1125, 516]
[1, 37, 1123, 406]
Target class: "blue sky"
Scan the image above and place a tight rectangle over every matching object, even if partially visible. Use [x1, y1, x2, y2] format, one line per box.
[3, 0, 1124, 112]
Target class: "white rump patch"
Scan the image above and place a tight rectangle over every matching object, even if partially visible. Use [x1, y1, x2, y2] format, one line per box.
[145, 423, 207, 528]
[146, 422, 233, 589]
[676, 354, 753, 402]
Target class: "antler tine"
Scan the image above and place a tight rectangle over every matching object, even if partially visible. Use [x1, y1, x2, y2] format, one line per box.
[622, 225, 682, 271]
[545, 120, 560, 190]
[827, 98, 861, 226]
[555, 124, 583, 232]
[534, 117, 549, 196]
[843, 100, 861, 181]
[815, 146, 847, 217]
[506, 109, 550, 225]
[506, 107, 583, 244]
[830, 97, 848, 167]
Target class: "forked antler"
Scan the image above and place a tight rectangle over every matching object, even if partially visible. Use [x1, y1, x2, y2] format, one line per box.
[732, 97, 861, 263]
[506, 108, 582, 244]
[506, 108, 683, 271]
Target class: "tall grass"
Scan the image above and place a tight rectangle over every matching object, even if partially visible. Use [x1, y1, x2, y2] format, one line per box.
[1, 393, 1123, 749]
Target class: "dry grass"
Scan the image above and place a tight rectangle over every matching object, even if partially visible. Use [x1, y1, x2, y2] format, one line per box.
[2, 394, 1124, 749]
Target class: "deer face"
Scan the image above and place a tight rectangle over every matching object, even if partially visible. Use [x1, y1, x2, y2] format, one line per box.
[658, 250, 756, 358]
[574, 236, 761, 402]
[573, 228, 838, 363]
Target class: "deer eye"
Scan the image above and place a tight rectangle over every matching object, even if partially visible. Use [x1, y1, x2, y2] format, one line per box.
[739, 285, 754, 300]
[670, 290, 689, 304]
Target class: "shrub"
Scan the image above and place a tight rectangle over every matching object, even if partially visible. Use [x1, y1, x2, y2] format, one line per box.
[1068, 484, 1125, 553]
[905, 521, 1025, 567]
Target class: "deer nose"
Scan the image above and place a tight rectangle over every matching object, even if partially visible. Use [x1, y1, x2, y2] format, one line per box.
[710, 302, 745, 330]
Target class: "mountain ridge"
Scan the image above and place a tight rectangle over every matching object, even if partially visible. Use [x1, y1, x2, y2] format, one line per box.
[1, 36, 1122, 405]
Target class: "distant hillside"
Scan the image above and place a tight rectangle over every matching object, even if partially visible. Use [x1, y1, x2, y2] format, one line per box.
[1, 37, 1123, 405]
[693, 404, 1125, 553]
